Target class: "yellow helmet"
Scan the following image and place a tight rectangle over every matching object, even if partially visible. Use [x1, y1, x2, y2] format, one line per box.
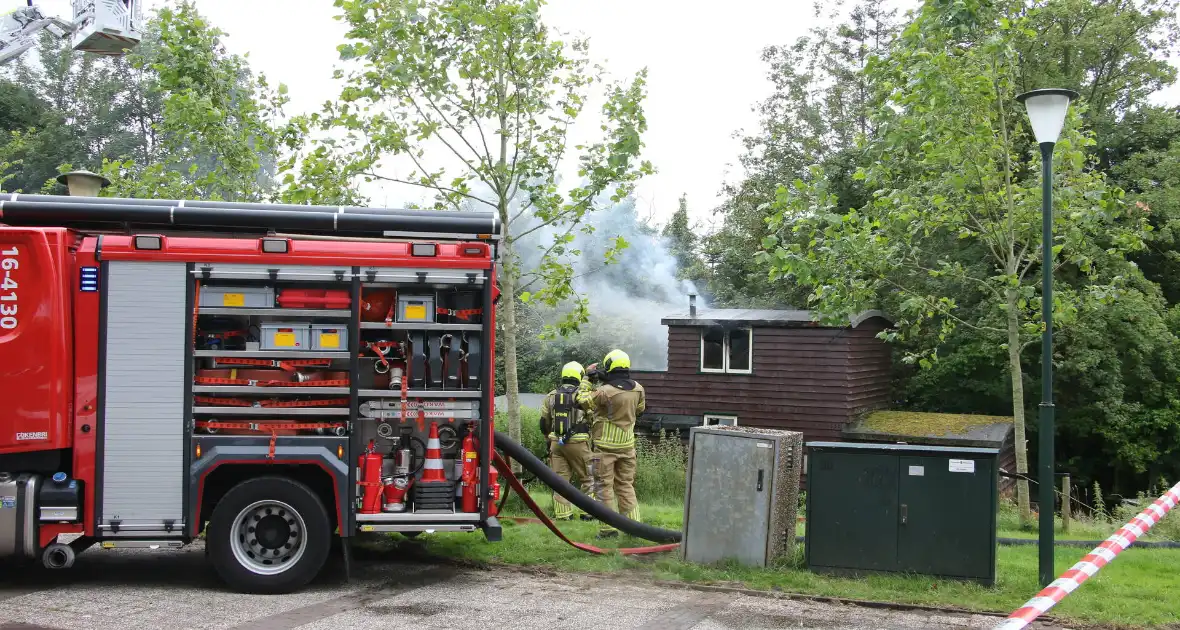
[561, 361, 585, 381]
[602, 349, 630, 372]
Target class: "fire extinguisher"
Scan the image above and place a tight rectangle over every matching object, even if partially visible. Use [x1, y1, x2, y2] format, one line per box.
[488, 465, 500, 517]
[460, 424, 478, 513]
[358, 440, 384, 514]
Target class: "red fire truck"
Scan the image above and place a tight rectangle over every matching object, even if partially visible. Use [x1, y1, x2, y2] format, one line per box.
[0, 190, 503, 593]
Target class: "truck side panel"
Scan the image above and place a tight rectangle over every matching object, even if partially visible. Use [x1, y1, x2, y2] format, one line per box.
[73, 239, 102, 534]
[0, 228, 73, 455]
[99, 261, 187, 535]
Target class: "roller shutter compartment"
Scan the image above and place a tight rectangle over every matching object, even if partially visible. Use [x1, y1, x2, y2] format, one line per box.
[100, 261, 187, 535]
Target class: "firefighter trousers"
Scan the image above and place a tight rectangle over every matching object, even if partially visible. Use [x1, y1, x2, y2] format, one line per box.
[592, 446, 639, 533]
[549, 437, 592, 520]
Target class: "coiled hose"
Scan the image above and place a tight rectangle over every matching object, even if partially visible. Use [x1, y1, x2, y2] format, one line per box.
[493, 431, 683, 543]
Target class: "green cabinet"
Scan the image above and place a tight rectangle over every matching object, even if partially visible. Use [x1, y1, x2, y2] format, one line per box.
[805, 442, 999, 584]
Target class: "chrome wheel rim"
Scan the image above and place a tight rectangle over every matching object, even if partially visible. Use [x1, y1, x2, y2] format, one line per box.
[230, 500, 306, 575]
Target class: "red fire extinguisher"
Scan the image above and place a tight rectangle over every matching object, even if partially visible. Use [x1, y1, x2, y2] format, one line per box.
[460, 425, 478, 513]
[488, 465, 500, 517]
[358, 440, 384, 514]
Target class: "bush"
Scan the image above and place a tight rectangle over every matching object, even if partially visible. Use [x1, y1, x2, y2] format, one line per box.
[1112, 478, 1180, 542]
[493, 408, 689, 507]
[634, 430, 687, 504]
[494, 406, 549, 461]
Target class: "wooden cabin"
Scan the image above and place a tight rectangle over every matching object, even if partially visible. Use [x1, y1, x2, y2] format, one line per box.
[630, 306, 894, 441]
[631, 304, 1018, 484]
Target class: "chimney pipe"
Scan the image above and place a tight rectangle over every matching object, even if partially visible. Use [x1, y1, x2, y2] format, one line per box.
[689, 294, 697, 317]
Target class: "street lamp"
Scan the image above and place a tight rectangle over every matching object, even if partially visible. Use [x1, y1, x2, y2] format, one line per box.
[1016, 87, 1078, 588]
[56, 170, 111, 197]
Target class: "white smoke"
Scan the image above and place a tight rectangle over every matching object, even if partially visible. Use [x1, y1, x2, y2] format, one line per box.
[512, 196, 698, 370]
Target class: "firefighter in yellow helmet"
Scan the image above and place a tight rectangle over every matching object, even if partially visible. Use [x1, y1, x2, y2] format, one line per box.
[539, 361, 595, 520]
[578, 349, 645, 538]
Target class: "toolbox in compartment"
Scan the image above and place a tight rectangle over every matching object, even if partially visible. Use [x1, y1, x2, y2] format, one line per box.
[310, 324, 348, 351]
[277, 289, 351, 309]
[200, 285, 274, 308]
[260, 322, 311, 350]
[397, 294, 435, 323]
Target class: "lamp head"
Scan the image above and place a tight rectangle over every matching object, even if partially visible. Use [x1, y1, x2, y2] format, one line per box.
[55, 170, 111, 197]
[1016, 88, 1079, 145]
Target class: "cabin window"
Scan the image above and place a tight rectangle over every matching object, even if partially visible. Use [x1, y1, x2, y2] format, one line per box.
[700, 327, 752, 374]
[703, 414, 738, 427]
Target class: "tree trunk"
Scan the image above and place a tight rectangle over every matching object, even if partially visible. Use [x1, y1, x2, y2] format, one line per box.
[492, 92, 523, 471]
[1007, 287, 1033, 526]
[498, 226, 523, 472]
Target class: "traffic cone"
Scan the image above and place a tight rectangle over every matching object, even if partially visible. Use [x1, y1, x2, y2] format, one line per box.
[421, 422, 446, 482]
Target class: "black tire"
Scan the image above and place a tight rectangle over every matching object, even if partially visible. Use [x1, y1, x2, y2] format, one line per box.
[206, 476, 332, 594]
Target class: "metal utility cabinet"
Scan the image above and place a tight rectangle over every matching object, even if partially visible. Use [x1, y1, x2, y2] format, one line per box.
[682, 426, 803, 567]
[805, 442, 999, 584]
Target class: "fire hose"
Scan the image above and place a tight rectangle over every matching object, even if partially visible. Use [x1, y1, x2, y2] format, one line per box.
[491, 431, 682, 547]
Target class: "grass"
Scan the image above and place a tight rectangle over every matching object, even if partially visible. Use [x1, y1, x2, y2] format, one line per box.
[494, 408, 687, 504]
[862, 410, 1012, 437]
[468, 408, 1180, 626]
[392, 495, 1180, 627]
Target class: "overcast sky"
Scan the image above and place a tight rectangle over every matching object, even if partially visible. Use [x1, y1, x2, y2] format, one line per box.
[29, 0, 1180, 227]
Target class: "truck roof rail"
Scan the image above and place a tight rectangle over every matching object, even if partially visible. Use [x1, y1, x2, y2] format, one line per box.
[0, 193, 501, 240]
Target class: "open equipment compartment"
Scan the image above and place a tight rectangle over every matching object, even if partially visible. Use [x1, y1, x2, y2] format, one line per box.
[352, 268, 493, 532]
[185, 259, 497, 535]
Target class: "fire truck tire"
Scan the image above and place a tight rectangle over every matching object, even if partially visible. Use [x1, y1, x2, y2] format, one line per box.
[206, 476, 332, 594]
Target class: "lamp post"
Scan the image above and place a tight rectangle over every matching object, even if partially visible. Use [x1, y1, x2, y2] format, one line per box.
[1016, 87, 1078, 587]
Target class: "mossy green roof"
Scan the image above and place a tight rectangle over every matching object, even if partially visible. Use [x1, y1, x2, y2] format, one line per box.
[844, 410, 1013, 448]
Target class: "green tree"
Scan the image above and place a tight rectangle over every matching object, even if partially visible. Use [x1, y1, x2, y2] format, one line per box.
[662, 194, 704, 285]
[0, 1, 349, 204]
[705, 0, 898, 308]
[95, 1, 290, 200]
[1105, 106, 1180, 303]
[761, 0, 1152, 523]
[0, 29, 158, 192]
[1016, 0, 1179, 167]
[324, 0, 653, 447]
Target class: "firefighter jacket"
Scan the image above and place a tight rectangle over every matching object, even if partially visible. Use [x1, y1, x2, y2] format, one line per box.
[540, 382, 591, 443]
[577, 374, 645, 451]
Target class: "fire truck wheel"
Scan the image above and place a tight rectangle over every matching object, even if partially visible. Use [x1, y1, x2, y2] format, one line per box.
[207, 476, 331, 594]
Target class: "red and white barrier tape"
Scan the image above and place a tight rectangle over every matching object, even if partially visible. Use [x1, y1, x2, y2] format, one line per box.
[994, 481, 1180, 630]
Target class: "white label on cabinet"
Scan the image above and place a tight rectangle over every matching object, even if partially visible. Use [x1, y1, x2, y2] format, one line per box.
[908, 465, 924, 476]
[949, 459, 975, 473]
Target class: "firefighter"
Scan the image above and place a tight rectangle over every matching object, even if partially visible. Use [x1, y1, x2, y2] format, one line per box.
[579, 349, 645, 538]
[539, 361, 594, 521]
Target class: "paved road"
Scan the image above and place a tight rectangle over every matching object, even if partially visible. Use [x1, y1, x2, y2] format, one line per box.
[0, 542, 1072, 630]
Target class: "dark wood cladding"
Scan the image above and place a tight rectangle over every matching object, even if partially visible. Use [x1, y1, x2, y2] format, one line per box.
[634, 319, 893, 443]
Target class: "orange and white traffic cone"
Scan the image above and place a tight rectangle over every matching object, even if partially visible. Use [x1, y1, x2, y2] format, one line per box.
[421, 421, 447, 482]
[412, 421, 457, 512]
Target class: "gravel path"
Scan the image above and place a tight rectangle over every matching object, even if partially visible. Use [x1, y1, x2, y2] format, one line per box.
[0, 542, 1075, 630]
